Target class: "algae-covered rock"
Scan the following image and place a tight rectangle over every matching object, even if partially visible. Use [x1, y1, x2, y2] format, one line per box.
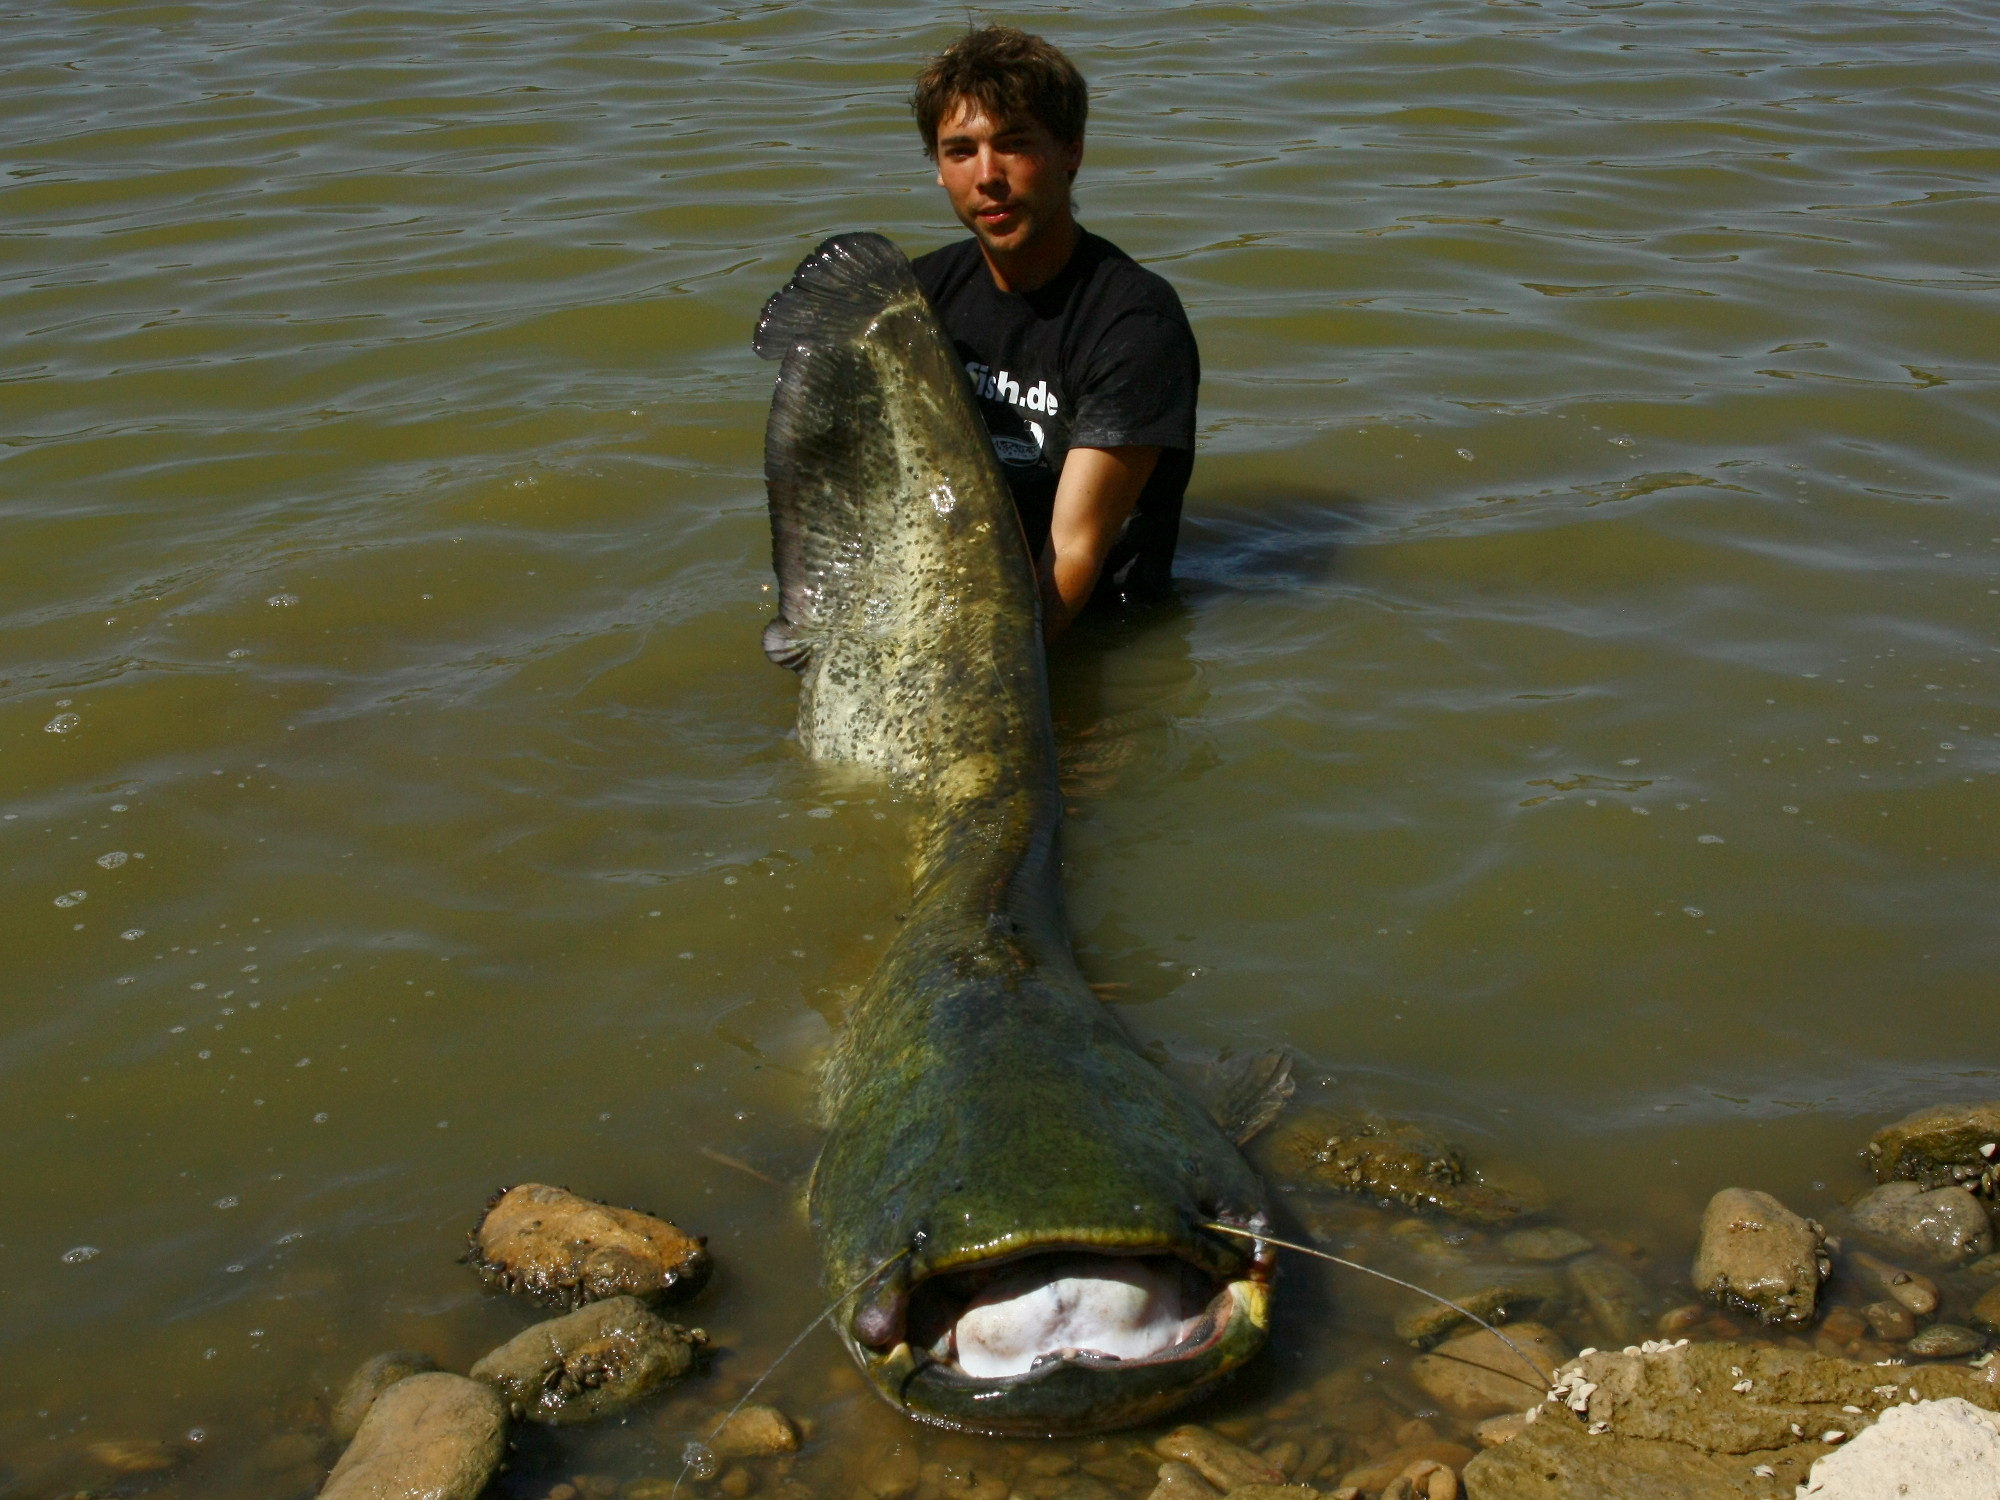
[1263, 1109, 1544, 1224]
[472, 1182, 710, 1307]
[1864, 1101, 2000, 1193]
[331, 1349, 438, 1442]
[469, 1295, 706, 1424]
[320, 1372, 506, 1500]
[1410, 1322, 1569, 1419]
[1844, 1181, 1993, 1266]
[1690, 1188, 1826, 1325]
[1465, 1341, 2000, 1499]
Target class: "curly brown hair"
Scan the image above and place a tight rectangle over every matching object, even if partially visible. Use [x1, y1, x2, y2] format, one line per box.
[911, 26, 1088, 158]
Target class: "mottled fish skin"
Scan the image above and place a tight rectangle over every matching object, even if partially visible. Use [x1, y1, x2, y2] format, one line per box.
[754, 234, 1271, 1436]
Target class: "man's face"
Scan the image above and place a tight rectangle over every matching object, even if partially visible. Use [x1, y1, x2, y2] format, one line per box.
[933, 100, 1083, 260]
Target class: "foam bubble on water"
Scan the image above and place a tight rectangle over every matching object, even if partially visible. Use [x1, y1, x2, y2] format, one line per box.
[805, 807, 833, 818]
[96, 851, 128, 869]
[214, 1196, 238, 1210]
[54, 890, 87, 908]
[62, 1246, 101, 1264]
[266, 593, 298, 607]
[44, 713, 80, 734]
[1698, 834, 1725, 844]
[228, 648, 250, 658]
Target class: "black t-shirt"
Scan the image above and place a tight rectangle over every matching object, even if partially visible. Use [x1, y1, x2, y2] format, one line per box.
[911, 229, 1199, 605]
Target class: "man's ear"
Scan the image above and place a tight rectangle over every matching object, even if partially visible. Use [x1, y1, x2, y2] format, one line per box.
[1063, 137, 1084, 181]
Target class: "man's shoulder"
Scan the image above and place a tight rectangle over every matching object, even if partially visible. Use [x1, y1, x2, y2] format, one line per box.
[1072, 232, 1190, 327]
[909, 237, 982, 299]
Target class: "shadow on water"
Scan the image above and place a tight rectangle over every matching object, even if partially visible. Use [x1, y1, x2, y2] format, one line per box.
[1171, 486, 1368, 596]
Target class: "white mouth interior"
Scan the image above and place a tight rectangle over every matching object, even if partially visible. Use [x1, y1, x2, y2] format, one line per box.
[951, 1255, 1199, 1378]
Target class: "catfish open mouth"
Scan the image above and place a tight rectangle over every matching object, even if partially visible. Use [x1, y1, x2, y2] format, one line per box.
[847, 1238, 1274, 1436]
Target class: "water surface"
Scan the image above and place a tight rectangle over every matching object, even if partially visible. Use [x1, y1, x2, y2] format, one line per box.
[4, 0, 1998, 1493]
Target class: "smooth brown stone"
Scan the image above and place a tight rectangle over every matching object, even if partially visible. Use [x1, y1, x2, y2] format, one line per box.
[1154, 1425, 1286, 1492]
[1410, 1321, 1570, 1419]
[1691, 1187, 1826, 1325]
[320, 1372, 506, 1500]
[473, 1182, 710, 1307]
[710, 1404, 799, 1458]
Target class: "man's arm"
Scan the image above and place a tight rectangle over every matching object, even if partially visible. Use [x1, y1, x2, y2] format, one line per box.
[1038, 444, 1159, 641]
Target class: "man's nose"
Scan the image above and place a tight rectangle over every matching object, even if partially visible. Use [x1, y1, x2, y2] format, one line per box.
[974, 147, 1008, 194]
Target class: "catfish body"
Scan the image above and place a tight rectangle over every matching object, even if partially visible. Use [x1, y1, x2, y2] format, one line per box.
[755, 234, 1271, 1436]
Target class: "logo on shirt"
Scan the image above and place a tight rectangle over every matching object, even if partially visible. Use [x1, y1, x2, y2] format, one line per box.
[965, 362, 1056, 466]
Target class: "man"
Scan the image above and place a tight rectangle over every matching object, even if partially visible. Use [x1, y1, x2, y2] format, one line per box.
[910, 27, 1199, 642]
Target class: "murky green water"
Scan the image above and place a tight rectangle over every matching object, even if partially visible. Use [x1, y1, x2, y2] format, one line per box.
[4, 0, 1998, 1493]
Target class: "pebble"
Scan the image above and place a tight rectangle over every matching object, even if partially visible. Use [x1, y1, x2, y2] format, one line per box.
[1842, 1247, 1940, 1315]
[331, 1349, 439, 1442]
[1145, 1463, 1220, 1500]
[1500, 1227, 1593, 1262]
[1691, 1187, 1827, 1325]
[320, 1372, 506, 1500]
[1846, 1181, 1993, 1266]
[469, 1295, 706, 1424]
[1969, 1253, 2000, 1278]
[1970, 1282, 2000, 1335]
[1338, 1442, 1475, 1494]
[1220, 1487, 1321, 1500]
[1906, 1323, 1985, 1358]
[862, 1443, 921, 1500]
[1473, 1412, 1530, 1447]
[1153, 1424, 1286, 1491]
[710, 1404, 800, 1458]
[473, 1182, 710, 1307]
[1860, 1300, 1916, 1342]
[1410, 1322, 1571, 1418]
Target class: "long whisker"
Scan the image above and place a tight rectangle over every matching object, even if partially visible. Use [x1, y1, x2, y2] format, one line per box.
[670, 1247, 910, 1500]
[1202, 1221, 1555, 1391]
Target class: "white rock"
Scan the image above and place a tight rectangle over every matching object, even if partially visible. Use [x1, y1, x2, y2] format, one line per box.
[1795, 1397, 2000, 1499]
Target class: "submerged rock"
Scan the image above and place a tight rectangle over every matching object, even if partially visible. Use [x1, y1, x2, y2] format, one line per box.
[1907, 1323, 1984, 1358]
[1498, 1228, 1591, 1263]
[1393, 1273, 1563, 1348]
[1410, 1322, 1569, 1419]
[1798, 1397, 2000, 1499]
[710, 1404, 800, 1458]
[86, 1439, 188, 1474]
[1865, 1100, 2000, 1194]
[469, 1295, 706, 1424]
[1845, 1180, 1993, 1266]
[472, 1182, 710, 1307]
[1153, 1424, 1286, 1491]
[1841, 1246, 1938, 1315]
[1971, 1281, 2000, 1334]
[1690, 1187, 1827, 1325]
[331, 1349, 438, 1442]
[1145, 1461, 1221, 1500]
[1262, 1109, 1543, 1224]
[320, 1372, 506, 1500]
[1565, 1253, 1652, 1347]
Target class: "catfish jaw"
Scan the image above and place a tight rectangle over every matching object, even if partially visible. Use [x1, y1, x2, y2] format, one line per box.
[809, 939, 1274, 1434]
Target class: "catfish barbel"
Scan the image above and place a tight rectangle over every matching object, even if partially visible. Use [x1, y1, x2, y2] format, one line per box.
[752, 233, 1273, 1437]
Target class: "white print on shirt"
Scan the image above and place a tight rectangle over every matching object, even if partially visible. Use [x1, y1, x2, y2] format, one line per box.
[964, 362, 1059, 415]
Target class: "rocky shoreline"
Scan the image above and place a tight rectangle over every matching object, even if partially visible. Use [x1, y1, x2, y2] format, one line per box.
[50, 1102, 2000, 1500]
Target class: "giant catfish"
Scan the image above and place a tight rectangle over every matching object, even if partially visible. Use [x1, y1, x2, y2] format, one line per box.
[753, 233, 1272, 1436]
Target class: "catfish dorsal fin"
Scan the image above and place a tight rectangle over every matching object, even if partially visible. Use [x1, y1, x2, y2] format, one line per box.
[753, 233, 918, 361]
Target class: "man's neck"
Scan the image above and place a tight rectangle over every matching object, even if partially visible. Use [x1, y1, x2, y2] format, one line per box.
[979, 215, 1080, 295]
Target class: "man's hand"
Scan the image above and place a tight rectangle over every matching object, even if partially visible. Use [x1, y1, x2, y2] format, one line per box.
[1039, 444, 1159, 641]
